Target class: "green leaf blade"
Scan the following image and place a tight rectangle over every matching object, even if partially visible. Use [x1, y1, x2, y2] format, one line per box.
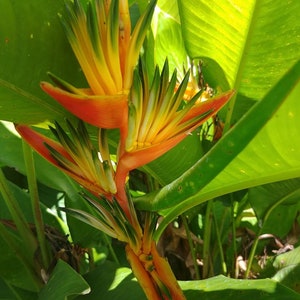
[38, 260, 90, 300]
[0, 0, 84, 124]
[177, 0, 300, 101]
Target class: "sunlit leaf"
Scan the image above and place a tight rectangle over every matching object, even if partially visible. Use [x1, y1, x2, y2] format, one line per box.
[78, 262, 300, 299]
[177, 0, 300, 100]
[153, 3, 187, 73]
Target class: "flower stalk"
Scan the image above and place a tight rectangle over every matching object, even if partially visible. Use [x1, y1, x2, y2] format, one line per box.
[65, 192, 186, 299]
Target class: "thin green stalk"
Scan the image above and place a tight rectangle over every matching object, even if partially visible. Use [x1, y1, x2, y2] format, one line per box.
[244, 228, 261, 279]
[202, 200, 213, 278]
[245, 188, 300, 278]
[0, 167, 37, 255]
[22, 140, 50, 269]
[212, 207, 227, 275]
[182, 214, 200, 279]
[232, 198, 238, 277]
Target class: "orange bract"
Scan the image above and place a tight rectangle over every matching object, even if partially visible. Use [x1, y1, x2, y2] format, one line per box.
[41, 82, 128, 128]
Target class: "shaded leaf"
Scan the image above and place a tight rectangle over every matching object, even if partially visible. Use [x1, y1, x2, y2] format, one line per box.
[0, 180, 64, 292]
[0, 230, 41, 292]
[143, 132, 204, 185]
[272, 246, 300, 293]
[78, 261, 145, 300]
[248, 179, 300, 237]
[180, 275, 300, 300]
[38, 260, 90, 300]
[0, 278, 38, 300]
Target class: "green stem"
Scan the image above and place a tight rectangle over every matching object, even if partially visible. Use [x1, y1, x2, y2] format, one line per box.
[182, 214, 200, 279]
[212, 207, 227, 275]
[232, 199, 238, 277]
[202, 200, 213, 278]
[0, 167, 37, 256]
[244, 228, 261, 279]
[245, 188, 300, 278]
[22, 140, 50, 269]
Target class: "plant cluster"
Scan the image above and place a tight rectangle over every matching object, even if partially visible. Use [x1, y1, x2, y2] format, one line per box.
[0, 0, 299, 299]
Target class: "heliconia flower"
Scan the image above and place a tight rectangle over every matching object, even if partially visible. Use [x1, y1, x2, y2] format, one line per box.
[41, 0, 156, 128]
[15, 121, 117, 197]
[115, 59, 235, 188]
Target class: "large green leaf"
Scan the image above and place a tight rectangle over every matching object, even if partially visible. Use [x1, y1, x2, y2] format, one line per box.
[0, 0, 84, 124]
[180, 275, 300, 300]
[78, 261, 145, 300]
[39, 260, 90, 300]
[176, 74, 300, 208]
[0, 278, 38, 300]
[177, 0, 300, 101]
[272, 246, 300, 293]
[77, 261, 300, 299]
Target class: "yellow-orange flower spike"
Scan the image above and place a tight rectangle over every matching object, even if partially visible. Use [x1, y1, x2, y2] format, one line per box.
[41, 0, 156, 128]
[16, 121, 117, 197]
[116, 59, 234, 189]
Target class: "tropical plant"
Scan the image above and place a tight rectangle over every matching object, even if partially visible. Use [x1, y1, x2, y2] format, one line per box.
[0, 0, 299, 299]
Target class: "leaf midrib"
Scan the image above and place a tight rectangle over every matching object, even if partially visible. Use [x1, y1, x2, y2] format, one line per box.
[224, 0, 259, 132]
